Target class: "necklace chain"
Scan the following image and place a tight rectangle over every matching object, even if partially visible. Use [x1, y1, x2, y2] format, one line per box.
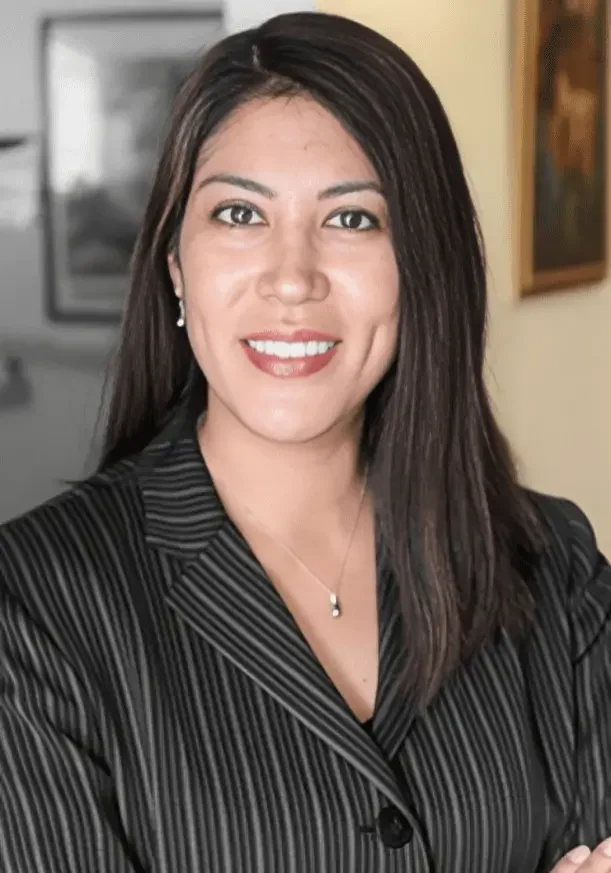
[235, 469, 368, 620]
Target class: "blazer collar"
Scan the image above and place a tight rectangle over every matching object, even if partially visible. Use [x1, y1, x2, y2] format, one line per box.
[135, 410, 418, 819]
[135, 406, 226, 556]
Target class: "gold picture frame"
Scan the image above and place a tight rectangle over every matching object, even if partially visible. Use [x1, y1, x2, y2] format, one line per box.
[514, 0, 608, 296]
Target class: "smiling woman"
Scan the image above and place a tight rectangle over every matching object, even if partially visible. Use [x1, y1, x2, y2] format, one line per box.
[1, 11, 610, 873]
[167, 95, 398, 443]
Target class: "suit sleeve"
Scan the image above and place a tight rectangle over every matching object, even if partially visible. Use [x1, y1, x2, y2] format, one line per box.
[0, 569, 150, 872]
[566, 504, 611, 845]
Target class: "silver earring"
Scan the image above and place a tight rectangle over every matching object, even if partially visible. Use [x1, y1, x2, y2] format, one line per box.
[176, 297, 185, 328]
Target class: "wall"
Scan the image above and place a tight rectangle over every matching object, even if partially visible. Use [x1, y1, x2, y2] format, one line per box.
[2, 0, 609, 553]
[0, 0, 312, 522]
[0, 0, 310, 342]
[318, 0, 611, 556]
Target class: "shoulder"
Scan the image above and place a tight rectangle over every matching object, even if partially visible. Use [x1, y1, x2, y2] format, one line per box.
[528, 489, 606, 579]
[527, 490, 610, 657]
[0, 456, 145, 616]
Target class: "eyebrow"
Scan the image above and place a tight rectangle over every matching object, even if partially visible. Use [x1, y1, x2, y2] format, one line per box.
[194, 173, 383, 200]
[196, 174, 277, 198]
[318, 180, 383, 199]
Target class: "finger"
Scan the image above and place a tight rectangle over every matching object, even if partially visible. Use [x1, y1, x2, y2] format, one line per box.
[551, 845, 592, 871]
[577, 839, 611, 872]
[553, 839, 611, 873]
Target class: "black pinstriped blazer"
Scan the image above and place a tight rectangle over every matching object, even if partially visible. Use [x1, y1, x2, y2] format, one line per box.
[1, 411, 610, 873]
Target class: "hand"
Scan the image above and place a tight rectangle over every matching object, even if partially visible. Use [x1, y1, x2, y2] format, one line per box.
[551, 840, 611, 872]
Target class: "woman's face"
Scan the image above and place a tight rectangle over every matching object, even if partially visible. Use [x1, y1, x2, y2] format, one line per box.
[169, 95, 399, 444]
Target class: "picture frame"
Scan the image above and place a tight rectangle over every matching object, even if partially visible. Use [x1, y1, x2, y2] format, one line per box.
[40, 10, 223, 324]
[513, 0, 608, 296]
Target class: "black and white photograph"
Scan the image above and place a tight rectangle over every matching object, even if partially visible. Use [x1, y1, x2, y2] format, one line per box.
[41, 11, 223, 323]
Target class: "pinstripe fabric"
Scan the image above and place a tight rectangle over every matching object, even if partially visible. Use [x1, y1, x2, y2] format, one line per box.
[1, 411, 610, 873]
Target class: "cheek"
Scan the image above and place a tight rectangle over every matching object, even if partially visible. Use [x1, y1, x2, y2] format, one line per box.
[375, 258, 400, 333]
[181, 248, 242, 319]
[371, 319, 399, 374]
[364, 277, 400, 369]
[337, 242, 398, 305]
[180, 223, 238, 281]
[345, 263, 399, 334]
[185, 310, 234, 394]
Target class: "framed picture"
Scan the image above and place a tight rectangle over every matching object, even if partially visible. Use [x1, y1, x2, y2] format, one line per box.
[40, 10, 223, 324]
[514, 0, 608, 296]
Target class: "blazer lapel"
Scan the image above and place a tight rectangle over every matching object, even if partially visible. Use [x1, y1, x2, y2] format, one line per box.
[137, 411, 413, 818]
[168, 524, 413, 817]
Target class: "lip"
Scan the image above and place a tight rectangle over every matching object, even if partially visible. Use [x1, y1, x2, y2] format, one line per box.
[242, 329, 340, 343]
[241, 334, 340, 379]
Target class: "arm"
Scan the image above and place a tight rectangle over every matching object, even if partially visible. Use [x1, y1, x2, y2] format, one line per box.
[567, 503, 611, 845]
[0, 578, 150, 872]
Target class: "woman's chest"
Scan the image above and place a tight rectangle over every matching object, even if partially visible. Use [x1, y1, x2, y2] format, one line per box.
[109, 623, 574, 873]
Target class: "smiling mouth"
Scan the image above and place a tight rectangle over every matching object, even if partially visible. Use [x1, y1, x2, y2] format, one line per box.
[243, 338, 338, 359]
[240, 334, 340, 378]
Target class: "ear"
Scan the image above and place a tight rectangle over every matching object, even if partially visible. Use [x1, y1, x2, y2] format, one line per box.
[167, 251, 182, 296]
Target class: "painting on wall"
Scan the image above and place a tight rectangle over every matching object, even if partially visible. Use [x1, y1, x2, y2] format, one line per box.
[40, 11, 223, 323]
[0, 137, 39, 229]
[514, 0, 608, 295]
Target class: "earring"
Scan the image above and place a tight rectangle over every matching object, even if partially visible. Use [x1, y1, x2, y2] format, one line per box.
[176, 297, 185, 328]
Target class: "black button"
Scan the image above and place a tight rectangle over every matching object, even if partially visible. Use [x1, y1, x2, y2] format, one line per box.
[376, 806, 413, 848]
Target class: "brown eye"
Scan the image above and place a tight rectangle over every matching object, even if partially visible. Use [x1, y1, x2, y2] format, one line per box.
[326, 210, 378, 231]
[213, 204, 264, 226]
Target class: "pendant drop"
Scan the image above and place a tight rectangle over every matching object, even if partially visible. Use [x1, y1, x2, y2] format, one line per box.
[330, 592, 341, 618]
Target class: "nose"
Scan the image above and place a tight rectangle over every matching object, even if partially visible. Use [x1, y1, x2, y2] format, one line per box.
[256, 235, 330, 305]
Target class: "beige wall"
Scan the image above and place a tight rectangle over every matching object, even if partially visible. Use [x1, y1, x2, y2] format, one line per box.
[318, 0, 611, 555]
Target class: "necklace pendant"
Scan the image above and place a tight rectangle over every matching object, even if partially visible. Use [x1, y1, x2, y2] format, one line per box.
[330, 592, 341, 619]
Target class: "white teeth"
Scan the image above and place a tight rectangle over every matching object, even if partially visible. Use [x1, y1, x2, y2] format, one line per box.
[246, 339, 336, 358]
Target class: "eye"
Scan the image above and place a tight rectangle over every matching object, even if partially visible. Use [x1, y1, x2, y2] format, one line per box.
[212, 203, 265, 226]
[325, 209, 379, 231]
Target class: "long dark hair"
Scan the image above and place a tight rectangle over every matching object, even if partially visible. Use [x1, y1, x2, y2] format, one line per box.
[99, 12, 543, 712]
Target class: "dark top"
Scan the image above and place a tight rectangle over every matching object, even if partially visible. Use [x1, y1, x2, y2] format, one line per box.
[0, 410, 609, 873]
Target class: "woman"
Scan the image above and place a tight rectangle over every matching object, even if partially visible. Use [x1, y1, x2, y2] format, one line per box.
[1, 12, 609, 873]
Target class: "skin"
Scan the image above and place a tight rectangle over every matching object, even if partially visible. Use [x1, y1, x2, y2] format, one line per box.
[168, 94, 399, 540]
[551, 840, 611, 872]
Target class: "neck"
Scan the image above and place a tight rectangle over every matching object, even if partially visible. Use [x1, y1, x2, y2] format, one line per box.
[198, 400, 367, 539]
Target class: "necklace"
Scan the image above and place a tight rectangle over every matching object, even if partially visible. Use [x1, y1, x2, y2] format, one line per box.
[230, 470, 368, 620]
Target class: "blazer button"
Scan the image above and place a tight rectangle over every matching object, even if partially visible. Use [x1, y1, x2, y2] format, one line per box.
[376, 806, 413, 849]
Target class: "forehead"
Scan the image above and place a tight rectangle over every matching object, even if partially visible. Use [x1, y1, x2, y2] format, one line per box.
[197, 95, 377, 182]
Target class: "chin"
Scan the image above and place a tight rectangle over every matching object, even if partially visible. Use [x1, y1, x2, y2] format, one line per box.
[240, 408, 336, 446]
